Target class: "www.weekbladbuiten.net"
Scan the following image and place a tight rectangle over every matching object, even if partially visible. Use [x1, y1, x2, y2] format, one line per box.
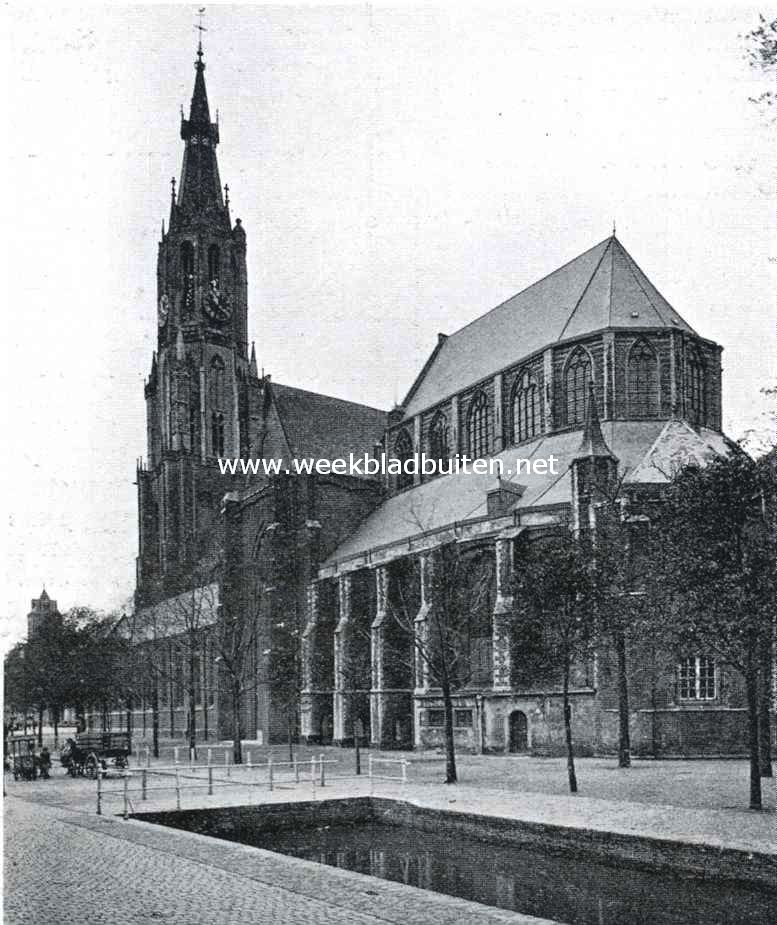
[218, 452, 560, 479]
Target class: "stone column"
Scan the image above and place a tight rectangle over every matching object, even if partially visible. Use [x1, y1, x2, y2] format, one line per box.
[414, 553, 433, 694]
[492, 536, 514, 691]
[333, 573, 352, 743]
[493, 372, 504, 452]
[543, 347, 554, 433]
[300, 581, 319, 739]
[370, 565, 388, 747]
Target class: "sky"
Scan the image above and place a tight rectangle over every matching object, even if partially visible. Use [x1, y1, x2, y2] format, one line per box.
[2, 3, 775, 649]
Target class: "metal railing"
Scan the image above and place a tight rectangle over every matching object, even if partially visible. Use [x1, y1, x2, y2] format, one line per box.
[96, 751, 410, 818]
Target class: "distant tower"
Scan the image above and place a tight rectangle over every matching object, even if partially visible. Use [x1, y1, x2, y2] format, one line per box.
[27, 588, 61, 638]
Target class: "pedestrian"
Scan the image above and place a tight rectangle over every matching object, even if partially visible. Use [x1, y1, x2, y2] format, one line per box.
[39, 745, 52, 780]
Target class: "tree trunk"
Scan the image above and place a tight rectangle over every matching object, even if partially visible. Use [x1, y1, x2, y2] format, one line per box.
[188, 647, 197, 759]
[615, 629, 631, 768]
[53, 707, 59, 749]
[37, 706, 44, 746]
[151, 676, 160, 758]
[232, 682, 243, 764]
[563, 656, 578, 794]
[758, 634, 773, 777]
[441, 677, 457, 784]
[287, 708, 294, 763]
[745, 657, 763, 810]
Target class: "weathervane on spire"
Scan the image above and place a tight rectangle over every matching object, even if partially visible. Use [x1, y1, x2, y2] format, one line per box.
[612, 219, 617, 236]
[195, 7, 207, 59]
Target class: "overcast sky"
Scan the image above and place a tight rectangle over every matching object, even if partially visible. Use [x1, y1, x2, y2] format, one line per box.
[2, 3, 774, 648]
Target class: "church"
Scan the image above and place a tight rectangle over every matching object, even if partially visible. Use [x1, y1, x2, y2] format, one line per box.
[127, 43, 749, 757]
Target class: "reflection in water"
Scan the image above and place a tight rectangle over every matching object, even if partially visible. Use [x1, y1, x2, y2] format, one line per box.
[161, 815, 776, 925]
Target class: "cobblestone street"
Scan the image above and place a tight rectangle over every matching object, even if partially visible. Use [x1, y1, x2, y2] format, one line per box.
[4, 753, 776, 925]
[3, 788, 549, 925]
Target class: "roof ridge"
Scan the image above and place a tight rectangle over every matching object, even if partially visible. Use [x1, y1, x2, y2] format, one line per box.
[441, 236, 614, 344]
[272, 380, 387, 415]
[557, 237, 613, 342]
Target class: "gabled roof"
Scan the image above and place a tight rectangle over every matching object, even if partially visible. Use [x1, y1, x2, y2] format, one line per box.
[403, 236, 696, 417]
[322, 422, 729, 571]
[270, 381, 387, 463]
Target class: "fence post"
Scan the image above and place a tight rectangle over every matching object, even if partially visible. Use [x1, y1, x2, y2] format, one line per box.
[225, 749, 230, 778]
[208, 765, 213, 796]
[189, 747, 195, 767]
[401, 759, 408, 786]
[207, 747, 212, 768]
[175, 767, 181, 811]
[123, 774, 129, 820]
[145, 746, 151, 768]
[368, 755, 373, 795]
[174, 746, 179, 766]
[267, 756, 273, 792]
[141, 769, 147, 801]
[96, 772, 102, 816]
[319, 753, 325, 787]
[310, 755, 316, 798]
[294, 756, 299, 783]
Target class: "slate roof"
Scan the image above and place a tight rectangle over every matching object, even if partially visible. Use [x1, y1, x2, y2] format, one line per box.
[323, 422, 729, 570]
[270, 381, 387, 462]
[403, 236, 696, 417]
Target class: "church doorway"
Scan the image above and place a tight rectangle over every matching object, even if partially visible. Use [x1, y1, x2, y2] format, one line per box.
[508, 710, 528, 753]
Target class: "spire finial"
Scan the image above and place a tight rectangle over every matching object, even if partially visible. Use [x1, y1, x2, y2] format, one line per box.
[195, 7, 207, 62]
[612, 218, 616, 237]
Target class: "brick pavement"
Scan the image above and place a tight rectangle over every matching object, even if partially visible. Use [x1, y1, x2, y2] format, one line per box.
[3, 791, 553, 925]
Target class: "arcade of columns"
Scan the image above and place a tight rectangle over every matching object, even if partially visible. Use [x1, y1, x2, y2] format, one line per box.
[300, 532, 519, 747]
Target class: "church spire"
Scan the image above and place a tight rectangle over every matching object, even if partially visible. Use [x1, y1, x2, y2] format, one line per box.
[174, 39, 227, 226]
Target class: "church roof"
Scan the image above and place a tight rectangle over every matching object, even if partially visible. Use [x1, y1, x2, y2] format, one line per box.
[403, 236, 696, 417]
[270, 381, 387, 463]
[322, 421, 729, 571]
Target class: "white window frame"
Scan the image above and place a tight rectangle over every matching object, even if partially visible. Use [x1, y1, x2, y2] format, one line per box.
[678, 655, 717, 701]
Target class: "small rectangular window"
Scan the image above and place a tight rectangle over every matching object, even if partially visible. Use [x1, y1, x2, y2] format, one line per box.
[454, 709, 473, 727]
[679, 656, 716, 701]
[425, 709, 445, 727]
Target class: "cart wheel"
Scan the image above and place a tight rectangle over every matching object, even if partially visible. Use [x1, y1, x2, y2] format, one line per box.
[84, 754, 99, 780]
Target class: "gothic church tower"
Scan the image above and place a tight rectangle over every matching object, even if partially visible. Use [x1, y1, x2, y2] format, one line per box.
[137, 43, 256, 604]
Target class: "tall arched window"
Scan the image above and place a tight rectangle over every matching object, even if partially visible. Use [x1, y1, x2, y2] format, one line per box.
[207, 244, 220, 283]
[211, 412, 225, 457]
[181, 241, 195, 310]
[428, 411, 449, 465]
[627, 340, 658, 417]
[512, 370, 541, 443]
[394, 428, 414, 491]
[565, 349, 591, 426]
[467, 391, 491, 458]
[209, 355, 226, 411]
[686, 347, 706, 425]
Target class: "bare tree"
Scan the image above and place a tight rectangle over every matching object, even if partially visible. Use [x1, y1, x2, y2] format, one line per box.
[386, 542, 494, 784]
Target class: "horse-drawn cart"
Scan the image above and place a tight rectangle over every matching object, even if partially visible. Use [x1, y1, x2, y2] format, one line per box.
[61, 732, 131, 778]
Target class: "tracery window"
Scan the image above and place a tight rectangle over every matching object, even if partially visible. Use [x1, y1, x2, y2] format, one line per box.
[211, 412, 225, 458]
[628, 340, 658, 417]
[467, 391, 491, 458]
[428, 411, 450, 464]
[678, 656, 716, 701]
[181, 241, 195, 310]
[686, 348, 706, 425]
[209, 355, 226, 411]
[565, 349, 591, 426]
[394, 428, 414, 491]
[207, 244, 220, 284]
[512, 370, 542, 443]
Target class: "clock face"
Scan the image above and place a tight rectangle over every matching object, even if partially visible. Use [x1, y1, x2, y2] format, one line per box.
[158, 293, 170, 327]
